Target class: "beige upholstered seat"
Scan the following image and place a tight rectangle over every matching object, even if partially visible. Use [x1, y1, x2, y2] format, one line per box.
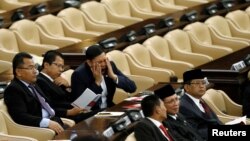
[0, 29, 43, 64]
[184, 22, 247, 52]
[157, 0, 207, 9]
[0, 60, 13, 82]
[18, 0, 48, 4]
[0, 0, 30, 13]
[205, 16, 250, 44]
[9, 19, 61, 56]
[107, 50, 155, 95]
[35, 14, 83, 42]
[101, 0, 156, 20]
[0, 99, 56, 141]
[226, 10, 250, 34]
[143, 35, 194, 79]
[202, 89, 250, 124]
[80, 1, 137, 27]
[164, 29, 213, 67]
[57, 8, 118, 36]
[128, 0, 179, 16]
[124, 43, 176, 82]
[0, 132, 37, 141]
[125, 132, 136, 141]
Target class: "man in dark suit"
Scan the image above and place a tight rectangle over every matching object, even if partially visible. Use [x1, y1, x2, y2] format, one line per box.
[179, 69, 222, 140]
[71, 45, 136, 110]
[36, 50, 96, 123]
[155, 84, 205, 141]
[134, 95, 175, 141]
[4, 52, 64, 134]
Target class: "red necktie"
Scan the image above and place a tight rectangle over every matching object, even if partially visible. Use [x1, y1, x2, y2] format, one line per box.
[159, 124, 173, 141]
[200, 100, 211, 116]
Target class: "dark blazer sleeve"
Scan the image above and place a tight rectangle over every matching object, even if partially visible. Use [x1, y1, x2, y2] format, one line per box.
[111, 61, 136, 93]
[4, 80, 43, 127]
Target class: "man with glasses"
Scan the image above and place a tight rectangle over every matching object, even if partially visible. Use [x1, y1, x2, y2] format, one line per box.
[37, 50, 95, 123]
[179, 69, 222, 140]
[4, 52, 64, 134]
[71, 45, 136, 110]
[155, 84, 205, 141]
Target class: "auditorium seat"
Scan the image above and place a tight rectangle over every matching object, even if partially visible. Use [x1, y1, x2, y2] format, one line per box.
[36, 14, 89, 42]
[0, 133, 37, 141]
[157, 0, 207, 9]
[57, 8, 118, 36]
[9, 20, 60, 56]
[0, 60, 13, 82]
[0, 0, 30, 13]
[19, 0, 48, 4]
[225, 10, 250, 34]
[125, 132, 136, 141]
[184, 22, 246, 52]
[143, 35, 194, 79]
[164, 29, 213, 67]
[202, 89, 250, 124]
[101, 0, 155, 20]
[0, 29, 43, 64]
[80, 1, 137, 27]
[205, 16, 250, 44]
[107, 50, 155, 95]
[128, 0, 179, 16]
[124, 43, 175, 82]
[0, 99, 56, 141]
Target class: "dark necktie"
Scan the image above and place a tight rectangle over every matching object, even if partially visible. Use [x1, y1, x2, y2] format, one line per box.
[200, 99, 212, 116]
[159, 124, 173, 141]
[28, 84, 55, 117]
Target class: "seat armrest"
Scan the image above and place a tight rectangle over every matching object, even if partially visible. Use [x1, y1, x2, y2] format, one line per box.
[61, 118, 75, 127]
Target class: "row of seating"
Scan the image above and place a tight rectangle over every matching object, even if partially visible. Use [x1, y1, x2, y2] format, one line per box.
[109, 8, 250, 104]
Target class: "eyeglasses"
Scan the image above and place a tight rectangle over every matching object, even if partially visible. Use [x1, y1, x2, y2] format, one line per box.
[18, 65, 37, 71]
[190, 80, 206, 86]
[52, 62, 64, 69]
[164, 97, 179, 105]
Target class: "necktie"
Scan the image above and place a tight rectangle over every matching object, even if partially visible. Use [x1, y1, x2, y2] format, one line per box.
[159, 124, 173, 141]
[28, 84, 55, 117]
[200, 100, 211, 116]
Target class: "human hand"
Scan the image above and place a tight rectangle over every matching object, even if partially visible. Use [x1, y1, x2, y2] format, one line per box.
[68, 107, 87, 116]
[106, 58, 117, 81]
[48, 120, 64, 134]
[54, 76, 70, 88]
[90, 62, 102, 85]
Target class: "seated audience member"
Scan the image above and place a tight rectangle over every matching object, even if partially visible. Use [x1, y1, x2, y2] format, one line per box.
[179, 69, 222, 140]
[242, 80, 250, 118]
[71, 45, 136, 110]
[134, 95, 175, 141]
[36, 50, 96, 123]
[155, 84, 205, 141]
[4, 52, 64, 134]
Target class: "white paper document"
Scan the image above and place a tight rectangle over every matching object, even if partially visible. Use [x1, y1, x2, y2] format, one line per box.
[71, 88, 101, 110]
[225, 116, 246, 125]
[94, 112, 125, 117]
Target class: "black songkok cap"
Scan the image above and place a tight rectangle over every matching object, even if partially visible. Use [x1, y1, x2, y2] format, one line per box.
[183, 69, 204, 83]
[85, 44, 104, 60]
[154, 84, 175, 100]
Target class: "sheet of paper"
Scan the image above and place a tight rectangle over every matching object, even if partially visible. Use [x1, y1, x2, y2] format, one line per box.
[94, 112, 125, 117]
[225, 116, 246, 125]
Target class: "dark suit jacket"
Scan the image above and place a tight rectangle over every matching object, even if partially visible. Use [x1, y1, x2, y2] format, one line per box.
[135, 118, 173, 141]
[37, 73, 71, 117]
[4, 78, 62, 127]
[242, 81, 250, 118]
[163, 114, 205, 141]
[71, 61, 136, 109]
[179, 94, 222, 140]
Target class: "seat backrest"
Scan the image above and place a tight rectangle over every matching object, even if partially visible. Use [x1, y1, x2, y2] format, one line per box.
[202, 89, 227, 115]
[158, 0, 175, 5]
[164, 29, 193, 52]
[226, 10, 250, 31]
[129, 0, 153, 12]
[0, 60, 12, 74]
[61, 69, 74, 87]
[36, 14, 66, 37]
[125, 132, 136, 141]
[0, 29, 19, 53]
[102, 0, 132, 17]
[123, 43, 153, 67]
[143, 35, 172, 60]
[0, 110, 8, 134]
[184, 22, 213, 45]
[106, 50, 131, 75]
[205, 16, 232, 37]
[81, 1, 109, 23]
[57, 7, 87, 31]
[9, 19, 41, 44]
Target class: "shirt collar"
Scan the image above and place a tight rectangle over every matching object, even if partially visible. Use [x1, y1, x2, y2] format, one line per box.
[40, 72, 54, 82]
[147, 117, 162, 127]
